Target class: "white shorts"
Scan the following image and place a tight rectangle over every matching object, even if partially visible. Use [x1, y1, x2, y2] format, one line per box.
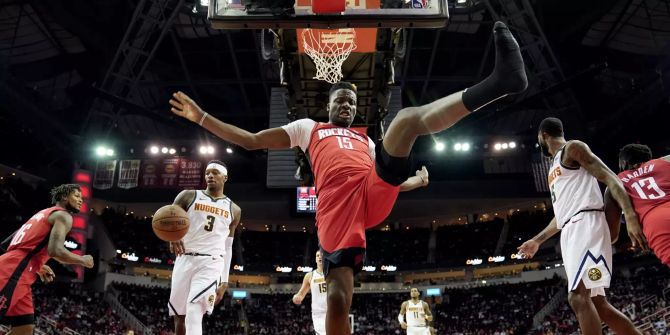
[407, 326, 430, 335]
[168, 254, 225, 316]
[560, 211, 612, 297]
[312, 312, 326, 335]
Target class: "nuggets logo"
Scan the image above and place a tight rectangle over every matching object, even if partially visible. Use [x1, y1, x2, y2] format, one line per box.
[208, 294, 215, 306]
[588, 268, 602, 281]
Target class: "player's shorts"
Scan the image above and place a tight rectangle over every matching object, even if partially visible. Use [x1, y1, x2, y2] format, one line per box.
[316, 143, 407, 256]
[312, 312, 326, 335]
[642, 206, 670, 266]
[0, 254, 37, 326]
[407, 325, 431, 335]
[560, 211, 612, 296]
[168, 253, 225, 316]
[321, 247, 366, 276]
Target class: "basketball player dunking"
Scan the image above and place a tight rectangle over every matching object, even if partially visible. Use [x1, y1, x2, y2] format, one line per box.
[0, 184, 95, 334]
[292, 250, 327, 335]
[398, 288, 433, 335]
[518, 117, 646, 335]
[604, 144, 668, 266]
[168, 160, 241, 335]
[171, 22, 528, 335]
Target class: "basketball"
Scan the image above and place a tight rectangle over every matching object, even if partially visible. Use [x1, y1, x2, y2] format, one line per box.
[152, 205, 189, 242]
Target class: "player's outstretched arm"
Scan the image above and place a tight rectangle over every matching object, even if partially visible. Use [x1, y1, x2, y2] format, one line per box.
[398, 301, 408, 329]
[603, 188, 622, 244]
[170, 91, 291, 150]
[517, 217, 559, 259]
[47, 211, 94, 268]
[400, 166, 429, 192]
[292, 271, 312, 305]
[563, 141, 648, 251]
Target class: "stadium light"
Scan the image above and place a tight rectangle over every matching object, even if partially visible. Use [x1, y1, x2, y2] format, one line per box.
[226, 147, 233, 154]
[509, 141, 517, 149]
[494, 143, 502, 151]
[168, 148, 176, 155]
[106, 149, 114, 156]
[461, 143, 470, 151]
[150, 146, 159, 154]
[435, 142, 445, 152]
[199, 146, 207, 154]
[454, 143, 462, 151]
[207, 146, 215, 154]
[161, 147, 168, 154]
[96, 146, 106, 157]
[501, 143, 509, 150]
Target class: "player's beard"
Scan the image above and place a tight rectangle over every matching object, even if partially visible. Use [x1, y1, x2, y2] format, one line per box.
[539, 141, 551, 157]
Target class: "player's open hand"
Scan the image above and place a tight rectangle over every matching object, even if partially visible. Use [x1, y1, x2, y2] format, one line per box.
[292, 294, 303, 305]
[416, 166, 429, 187]
[624, 211, 648, 252]
[400, 321, 408, 330]
[169, 240, 185, 256]
[517, 239, 540, 259]
[81, 255, 94, 268]
[170, 91, 205, 124]
[38, 265, 55, 283]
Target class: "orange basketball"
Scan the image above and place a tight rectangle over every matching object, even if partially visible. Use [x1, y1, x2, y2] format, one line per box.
[152, 205, 189, 242]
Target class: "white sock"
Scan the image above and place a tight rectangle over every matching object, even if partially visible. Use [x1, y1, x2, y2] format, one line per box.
[185, 303, 204, 335]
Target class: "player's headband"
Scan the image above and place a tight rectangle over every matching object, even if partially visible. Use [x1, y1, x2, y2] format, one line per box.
[206, 163, 228, 176]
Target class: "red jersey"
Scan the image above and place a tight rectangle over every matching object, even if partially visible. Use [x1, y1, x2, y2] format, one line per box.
[618, 158, 670, 222]
[2, 206, 66, 283]
[282, 119, 399, 252]
[306, 122, 373, 193]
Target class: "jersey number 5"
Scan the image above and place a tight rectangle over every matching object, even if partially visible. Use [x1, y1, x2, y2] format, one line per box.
[204, 215, 215, 232]
[631, 177, 666, 200]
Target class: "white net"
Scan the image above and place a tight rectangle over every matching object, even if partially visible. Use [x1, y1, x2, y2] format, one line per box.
[301, 28, 357, 84]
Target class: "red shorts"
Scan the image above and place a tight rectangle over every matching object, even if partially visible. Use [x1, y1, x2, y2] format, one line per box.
[316, 166, 400, 253]
[0, 254, 36, 326]
[643, 205, 670, 267]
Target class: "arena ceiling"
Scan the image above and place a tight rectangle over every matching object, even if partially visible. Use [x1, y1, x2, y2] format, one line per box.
[1, 0, 669, 181]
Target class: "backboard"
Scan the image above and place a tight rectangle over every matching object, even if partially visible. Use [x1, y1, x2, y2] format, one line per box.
[208, 0, 449, 29]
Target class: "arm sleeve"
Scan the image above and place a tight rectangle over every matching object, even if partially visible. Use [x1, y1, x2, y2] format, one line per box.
[398, 313, 404, 323]
[281, 118, 317, 152]
[221, 237, 234, 283]
[368, 137, 376, 160]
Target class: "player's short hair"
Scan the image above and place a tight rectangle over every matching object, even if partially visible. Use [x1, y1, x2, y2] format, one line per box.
[619, 144, 652, 166]
[329, 81, 357, 97]
[538, 117, 564, 137]
[50, 184, 81, 204]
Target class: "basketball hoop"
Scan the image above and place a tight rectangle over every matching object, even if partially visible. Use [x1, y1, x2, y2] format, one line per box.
[301, 28, 356, 84]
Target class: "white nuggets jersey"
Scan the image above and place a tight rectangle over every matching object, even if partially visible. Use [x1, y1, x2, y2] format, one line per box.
[548, 146, 604, 229]
[406, 300, 426, 327]
[310, 270, 327, 314]
[183, 190, 234, 255]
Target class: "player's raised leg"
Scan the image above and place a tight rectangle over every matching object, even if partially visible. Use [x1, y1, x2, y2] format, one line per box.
[325, 267, 353, 335]
[382, 21, 527, 158]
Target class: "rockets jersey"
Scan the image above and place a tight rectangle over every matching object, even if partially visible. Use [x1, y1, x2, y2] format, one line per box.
[3, 206, 67, 282]
[282, 118, 376, 195]
[405, 300, 427, 327]
[548, 145, 604, 229]
[310, 270, 327, 314]
[183, 190, 234, 255]
[618, 158, 670, 222]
